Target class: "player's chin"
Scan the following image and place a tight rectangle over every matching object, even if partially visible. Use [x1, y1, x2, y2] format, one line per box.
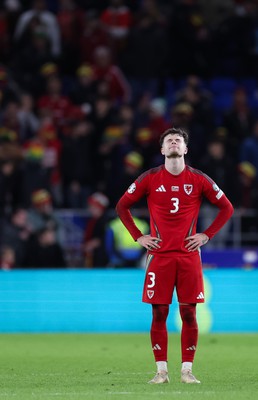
[167, 152, 181, 158]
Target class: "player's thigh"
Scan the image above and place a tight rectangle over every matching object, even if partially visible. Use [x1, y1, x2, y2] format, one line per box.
[176, 253, 204, 304]
[142, 254, 177, 304]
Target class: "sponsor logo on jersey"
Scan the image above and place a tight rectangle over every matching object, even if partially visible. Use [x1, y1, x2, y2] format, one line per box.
[155, 185, 166, 192]
[171, 186, 179, 191]
[127, 183, 136, 194]
[147, 290, 154, 299]
[184, 184, 193, 195]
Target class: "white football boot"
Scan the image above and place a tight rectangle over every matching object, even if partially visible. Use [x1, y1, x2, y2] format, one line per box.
[181, 369, 201, 384]
[148, 371, 170, 384]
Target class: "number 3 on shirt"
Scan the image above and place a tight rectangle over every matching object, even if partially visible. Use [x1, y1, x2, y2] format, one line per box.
[147, 272, 155, 288]
[170, 197, 179, 213]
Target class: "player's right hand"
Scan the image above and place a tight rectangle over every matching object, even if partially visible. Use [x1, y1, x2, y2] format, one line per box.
[137, 235, 162, 250]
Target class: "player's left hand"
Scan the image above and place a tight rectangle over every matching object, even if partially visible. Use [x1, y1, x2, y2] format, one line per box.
[184, 233, 209, 252]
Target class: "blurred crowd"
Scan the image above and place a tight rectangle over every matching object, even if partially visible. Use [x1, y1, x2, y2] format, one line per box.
[0, 0, 258, 268]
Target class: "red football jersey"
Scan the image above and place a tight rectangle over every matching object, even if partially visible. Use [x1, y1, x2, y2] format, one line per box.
[116, 164, 233, 256]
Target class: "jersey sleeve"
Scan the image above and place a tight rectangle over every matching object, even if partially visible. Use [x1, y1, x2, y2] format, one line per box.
[201, 174, 234, 240]
[115, 173, 150, 241]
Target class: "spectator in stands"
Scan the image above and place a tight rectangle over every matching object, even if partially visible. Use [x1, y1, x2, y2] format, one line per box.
[37, 75, 74, 135]
[170, 102, 194, 159]
[170, 100, 212, 166]
[237, 161, 258, 245]
[0, 6, 11, 63]
[69, 63, 97, 108]
[89, 95, 117, 188]
[199, 138, 238, 247]
[11, 26, 55, 95]
[27, 189, 62, 244]
[60, 118, 94, 208]
[79, 9, 111, 64]
[91, 46, 132, 105]
[238, 120, 258, 211]
[36, 117, 62, 206]
[238, 161, 257, 209]
[0, 137, 24, 217]
[0, 101, 21, 140]
[134, 91, 152, 128]
[0, 64, 19, 108]
[174, 75, 214, 133]
[139, 0, 168, 26]
[174, 79, 215, 161]
[98, 119, 135, 204]
[133, 96, 169, 166]
[0, 245, 15, 270]
[82, 192, 109, 268]
[38, 61, 59, 96]
[14, 0, 61, 57]
[3, 2, 22, 52]
[0, 208, 31, 267]
[89, 96, 116, 150]
[40, 61, 59, 78]
[56, 0, 85, 74]
[23, 227, 66, 268]
[111, 150, 147, 209]
[213, 0, 257, 76]
[121, 8, 168, 101]
[167, 0, 212, 76]
[222, 87, 256, 160]
[22, 136, 51, 206]
[17, 93, 40, 143]
[118, 102, 135, 126]
[106, 215, 149, 267]
[147, 98, 170, 144]
[134, 126, 153, 169]
[175, 76, 212, 103]
[239, 119, 258, 179]
[100, 0, 133, 56]
[200, 138, 239, 204]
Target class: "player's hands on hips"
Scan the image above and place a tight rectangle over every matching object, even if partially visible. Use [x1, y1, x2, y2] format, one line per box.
[185, 233, 209, 252]
[137, 235, 162, 250]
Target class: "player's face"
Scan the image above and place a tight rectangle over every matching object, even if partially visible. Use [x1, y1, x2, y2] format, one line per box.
[161, 134, 188, 158]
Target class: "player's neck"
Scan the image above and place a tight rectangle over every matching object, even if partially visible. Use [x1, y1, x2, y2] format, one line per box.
[164, 157, 185, 175]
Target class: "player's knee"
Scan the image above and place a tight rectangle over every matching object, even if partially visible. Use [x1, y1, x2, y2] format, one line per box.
[152, 304, 169, 323]
[179, 304, 197, 326]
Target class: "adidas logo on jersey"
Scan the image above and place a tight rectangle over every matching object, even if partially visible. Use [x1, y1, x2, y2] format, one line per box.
[196, 292, 204, 300]
[156, 185, 166, 192]
[153, 344, 161, 350]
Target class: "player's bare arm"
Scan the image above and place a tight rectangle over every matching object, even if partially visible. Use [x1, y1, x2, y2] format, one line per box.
[137, 235, 162, 250]
[184, 233, 209, 252]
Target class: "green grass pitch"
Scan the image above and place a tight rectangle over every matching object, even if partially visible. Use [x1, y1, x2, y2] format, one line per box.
[0, 333, 257, 400]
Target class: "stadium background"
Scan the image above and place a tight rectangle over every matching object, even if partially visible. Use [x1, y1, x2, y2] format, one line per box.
[0, 0, 258, 334]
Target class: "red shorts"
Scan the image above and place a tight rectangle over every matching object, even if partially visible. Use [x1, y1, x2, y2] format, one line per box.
[142, 252, 204, 304]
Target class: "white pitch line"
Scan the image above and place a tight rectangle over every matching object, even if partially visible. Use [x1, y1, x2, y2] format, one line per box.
[108, 391, 217, 396]
[0, 390, 218, 398]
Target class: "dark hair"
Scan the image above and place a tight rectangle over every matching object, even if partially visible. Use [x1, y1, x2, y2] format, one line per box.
[159, 127, 189, 146]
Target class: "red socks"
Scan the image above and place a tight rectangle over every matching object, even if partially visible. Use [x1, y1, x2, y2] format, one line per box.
[179, 303, 198, 363]
[150, 304, 169, 362]
[150, 303, 198, 364]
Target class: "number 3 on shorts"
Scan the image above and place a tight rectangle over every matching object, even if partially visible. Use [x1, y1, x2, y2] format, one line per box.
[147, 272, 156, 288]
